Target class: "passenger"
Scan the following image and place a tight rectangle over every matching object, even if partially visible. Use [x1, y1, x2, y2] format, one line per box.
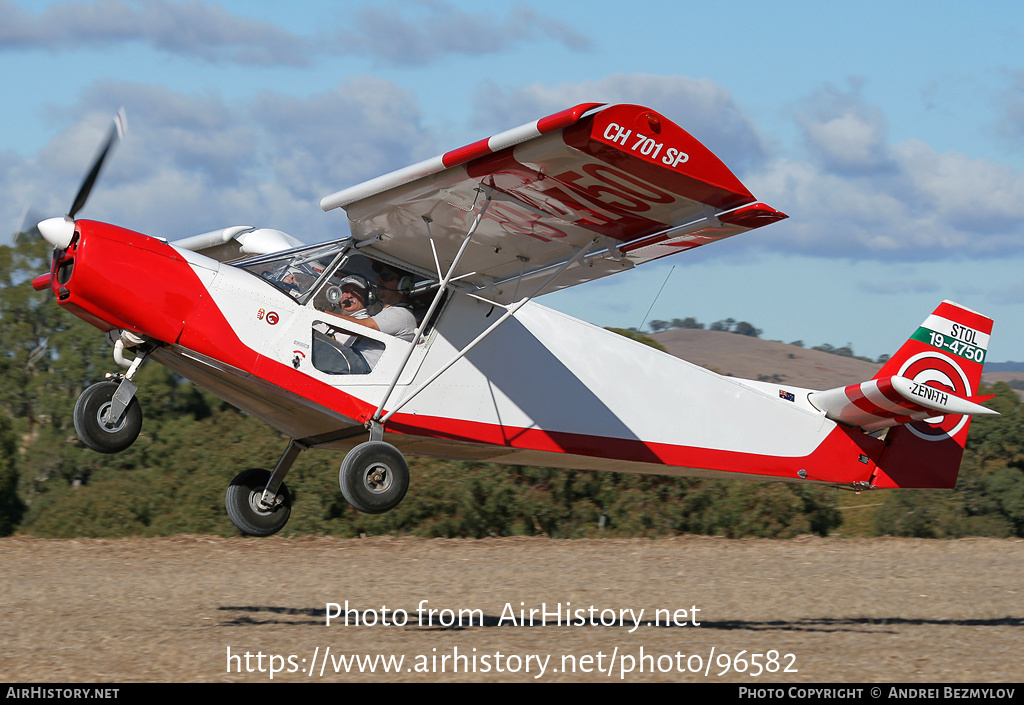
[279, 263, 321, 298]
[280, 271, 301, 296]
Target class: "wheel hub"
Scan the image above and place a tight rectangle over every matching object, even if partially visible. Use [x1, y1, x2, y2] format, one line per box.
[248, 489, 279, 515]
[363, 463, 393, 494]
[96, 402, 128, 433]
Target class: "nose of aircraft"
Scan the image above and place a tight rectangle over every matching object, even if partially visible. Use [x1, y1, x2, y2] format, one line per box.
[37, 216, 76, 250]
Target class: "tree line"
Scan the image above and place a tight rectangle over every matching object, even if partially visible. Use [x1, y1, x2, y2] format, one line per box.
[1, 238, 1022, 539]
[647, 316, 762, 337]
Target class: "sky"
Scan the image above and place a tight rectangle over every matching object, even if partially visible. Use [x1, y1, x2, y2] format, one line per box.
[2, 0, 1023, 362]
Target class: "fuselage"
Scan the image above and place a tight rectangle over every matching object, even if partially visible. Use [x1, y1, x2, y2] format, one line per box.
[43, 219, 882, 486]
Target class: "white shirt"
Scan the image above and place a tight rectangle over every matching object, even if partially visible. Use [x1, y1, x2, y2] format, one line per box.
[353, 304, 417, 368]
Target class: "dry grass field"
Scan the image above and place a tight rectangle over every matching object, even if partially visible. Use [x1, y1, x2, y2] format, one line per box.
[2, 535, 1021, 683]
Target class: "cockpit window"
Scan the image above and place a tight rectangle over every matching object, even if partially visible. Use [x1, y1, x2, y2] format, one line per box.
[232, 239, 349, 301]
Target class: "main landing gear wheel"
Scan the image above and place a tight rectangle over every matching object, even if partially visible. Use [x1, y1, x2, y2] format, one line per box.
[225, 468, 292, 536]
[73, 381, 143, 454]
[339, 441, 410, 514]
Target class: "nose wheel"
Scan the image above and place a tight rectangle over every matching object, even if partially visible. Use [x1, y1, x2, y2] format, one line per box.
[73, 381, 143, 454]
[339, 441, 410, 514]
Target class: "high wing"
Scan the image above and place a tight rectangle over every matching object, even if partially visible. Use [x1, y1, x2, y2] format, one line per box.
[320, 103, 786, 304]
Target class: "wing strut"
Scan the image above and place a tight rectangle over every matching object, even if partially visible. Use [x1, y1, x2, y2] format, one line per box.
[377, 235, 601, 426]
[369, 190, 494, 431]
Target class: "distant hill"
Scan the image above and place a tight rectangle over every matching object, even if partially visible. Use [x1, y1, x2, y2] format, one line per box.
[651, 328, 880, 390]
[651, 328, 1021, 392]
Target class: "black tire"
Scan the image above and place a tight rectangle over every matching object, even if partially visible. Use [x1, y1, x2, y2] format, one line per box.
[225, 468, 292, 537]
[73, 381, 143, 454]
[339, 441, 410, 514]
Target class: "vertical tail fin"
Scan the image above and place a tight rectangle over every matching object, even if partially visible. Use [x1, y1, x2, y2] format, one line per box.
[872, 300, 993, 488]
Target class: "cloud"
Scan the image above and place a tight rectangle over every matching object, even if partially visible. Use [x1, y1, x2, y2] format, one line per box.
[994, 68, 1024, 151]
[4, 78, 433, 244]
[249, 76, 434, 200]
[796, 82, 892, 175]
[858, 276, 940, 296]
[334, 0, 593, 67]
[465, 77, 1024, 263]
[748, 84, 1024, 260]
[0, 0, 313, 65]
[0, 0, 594, 69]
[10, 74, 1024, 265]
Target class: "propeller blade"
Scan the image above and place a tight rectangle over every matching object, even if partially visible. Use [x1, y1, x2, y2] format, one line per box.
[67, 108, 127, 220]
[13, 203, 45, 243]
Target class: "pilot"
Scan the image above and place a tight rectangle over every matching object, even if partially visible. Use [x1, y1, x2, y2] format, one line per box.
[328, 262, 417, 369]
[326, 275, 371, 345]
[336, 275, 371, 318]
[311, 274, 376, 375]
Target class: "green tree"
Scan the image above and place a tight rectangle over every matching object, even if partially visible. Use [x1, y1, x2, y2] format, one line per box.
[732, 321, 762, 338]
[0, 408, 24, 535]
[605, 328, 667, 352]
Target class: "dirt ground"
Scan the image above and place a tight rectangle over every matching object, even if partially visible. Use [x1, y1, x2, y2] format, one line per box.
[1, 535, 1021, 683]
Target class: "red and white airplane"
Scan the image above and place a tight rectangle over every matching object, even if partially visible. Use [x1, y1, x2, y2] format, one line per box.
[32, 103, 998, 536]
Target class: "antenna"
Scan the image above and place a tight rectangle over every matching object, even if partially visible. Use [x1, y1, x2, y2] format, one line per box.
[636, 265, 675, 333]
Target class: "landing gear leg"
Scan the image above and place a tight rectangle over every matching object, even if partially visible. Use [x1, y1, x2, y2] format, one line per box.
[225, 440, 306, 536]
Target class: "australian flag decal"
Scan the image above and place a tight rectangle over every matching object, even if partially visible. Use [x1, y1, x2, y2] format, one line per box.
[779, 390, 795, 402]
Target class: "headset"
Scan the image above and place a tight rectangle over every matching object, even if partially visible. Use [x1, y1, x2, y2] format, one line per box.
[372, 262, 414, 295]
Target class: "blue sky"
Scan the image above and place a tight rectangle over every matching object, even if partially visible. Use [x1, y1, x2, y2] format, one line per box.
[3, 0, 1023, 362]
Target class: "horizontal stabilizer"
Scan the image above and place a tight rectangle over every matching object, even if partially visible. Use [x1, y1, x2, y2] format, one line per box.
[808, 375, 999, 432]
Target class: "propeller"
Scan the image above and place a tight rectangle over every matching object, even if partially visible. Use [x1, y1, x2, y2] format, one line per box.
[37, 108, 127, 250]
[12, 203, 45, 244]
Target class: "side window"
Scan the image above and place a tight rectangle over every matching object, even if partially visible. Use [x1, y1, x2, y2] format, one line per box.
[310, 323, 382, 376]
